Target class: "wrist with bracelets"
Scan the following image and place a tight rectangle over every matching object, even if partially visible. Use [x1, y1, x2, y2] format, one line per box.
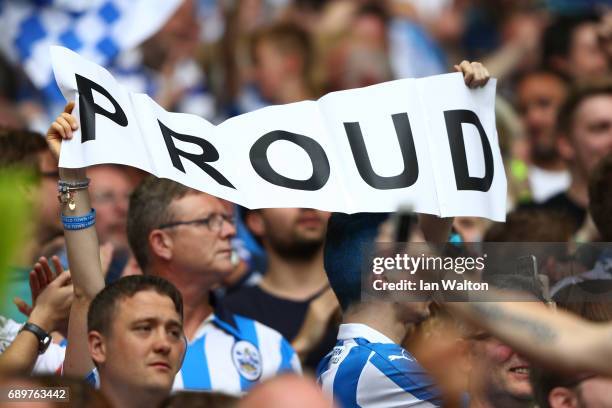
[57, 178, 90, 211]
[58, 178, 96, 230]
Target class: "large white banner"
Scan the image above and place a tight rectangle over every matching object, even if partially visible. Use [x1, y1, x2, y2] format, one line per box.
[51, 46, 506, 220]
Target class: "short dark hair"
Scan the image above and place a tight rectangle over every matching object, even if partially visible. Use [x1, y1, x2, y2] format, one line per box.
[556, 78, 612, 135]
[543, 13, 599, 68]
[324, 212, 389, 311]
[553, 280, 612, 322]
[589, 153, 612, 240]
[514, 69, 569, 104]
[484, 209, 573, 242]
[88, 275, 183, 336]
[0, 126, 47, 174]
[127, 176, 193, 271]
[529, 364, 593, 408]
[250, 22, 313, 80]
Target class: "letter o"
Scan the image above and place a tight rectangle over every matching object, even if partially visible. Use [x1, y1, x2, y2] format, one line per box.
[249, 131, 330, 191]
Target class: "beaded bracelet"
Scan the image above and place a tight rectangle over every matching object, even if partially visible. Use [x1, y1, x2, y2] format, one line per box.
[62, 208, 96, 230]
[58, 179, 90, 190]
[57, 178, 90, 211]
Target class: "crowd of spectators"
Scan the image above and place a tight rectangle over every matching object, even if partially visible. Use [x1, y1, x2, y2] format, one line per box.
[1, 0, 612, 407]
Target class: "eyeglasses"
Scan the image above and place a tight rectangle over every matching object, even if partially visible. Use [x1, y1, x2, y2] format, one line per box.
[158, 213, 235, 233]
[92, 191, 131, 205]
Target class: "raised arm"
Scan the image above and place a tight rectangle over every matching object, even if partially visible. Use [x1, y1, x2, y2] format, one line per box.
[46, 102, 105, 377]
[446, 300, 612, 376]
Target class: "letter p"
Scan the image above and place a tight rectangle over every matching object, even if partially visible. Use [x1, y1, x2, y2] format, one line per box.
[75, 74, 128, 143]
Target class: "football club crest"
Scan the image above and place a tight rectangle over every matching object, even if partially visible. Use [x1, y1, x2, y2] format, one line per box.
[232, 340, 262, 381]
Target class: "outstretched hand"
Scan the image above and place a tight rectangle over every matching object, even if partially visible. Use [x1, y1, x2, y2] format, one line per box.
[46, 101, 78, 160]
[454, 61, 490, 88]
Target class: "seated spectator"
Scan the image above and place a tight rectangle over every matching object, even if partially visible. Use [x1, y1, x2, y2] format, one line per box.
[222, 208, 339, 370]
[84, 276, 186, 408]
[317, 212, 443, 407]
[125, 177, 301, 392]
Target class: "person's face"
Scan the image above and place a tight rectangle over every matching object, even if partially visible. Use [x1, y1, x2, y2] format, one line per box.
[453, 217, 490, 242]
[153, 0, 200, 60]
[253, 208, 330, 259]
[92, 290, 185, 392]
[517, 74, 567, 161]
[470, 333, 533, 403]
[568, 24, 609, 79]
[576, 376, 612, 407]
[89, 166, 132, 249]
[254, 41, 290, 101]
[562, 95, 612, 177]
[164, 193, 236, 282]
[351, 14, 387, 50]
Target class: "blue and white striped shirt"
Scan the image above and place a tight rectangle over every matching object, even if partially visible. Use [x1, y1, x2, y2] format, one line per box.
[317, 324, 442, 408]
[87, 308, 301, 395]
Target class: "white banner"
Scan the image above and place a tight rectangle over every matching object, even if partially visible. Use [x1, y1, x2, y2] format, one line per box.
[51, 46, 506, 220]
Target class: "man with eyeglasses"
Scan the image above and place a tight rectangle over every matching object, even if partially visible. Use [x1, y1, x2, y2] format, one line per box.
[46, 104, 302, 396]
[128, 176, 301, 394]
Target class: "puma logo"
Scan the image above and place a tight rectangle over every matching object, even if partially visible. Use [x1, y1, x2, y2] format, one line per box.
[388, 351, 413, 362]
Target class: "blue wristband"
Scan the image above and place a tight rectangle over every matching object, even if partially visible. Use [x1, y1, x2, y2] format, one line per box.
[63, 219, 96, 230]
[62, 208, 96, 230]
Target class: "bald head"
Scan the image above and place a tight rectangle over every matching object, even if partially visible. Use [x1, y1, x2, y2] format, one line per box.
[240, 375, 334, 408]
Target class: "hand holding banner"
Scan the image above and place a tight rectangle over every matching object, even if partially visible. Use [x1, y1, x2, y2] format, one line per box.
[50, 46, 506, 220]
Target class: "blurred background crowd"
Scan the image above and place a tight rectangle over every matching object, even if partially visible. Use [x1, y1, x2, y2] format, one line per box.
[1, 0, 612, 407]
